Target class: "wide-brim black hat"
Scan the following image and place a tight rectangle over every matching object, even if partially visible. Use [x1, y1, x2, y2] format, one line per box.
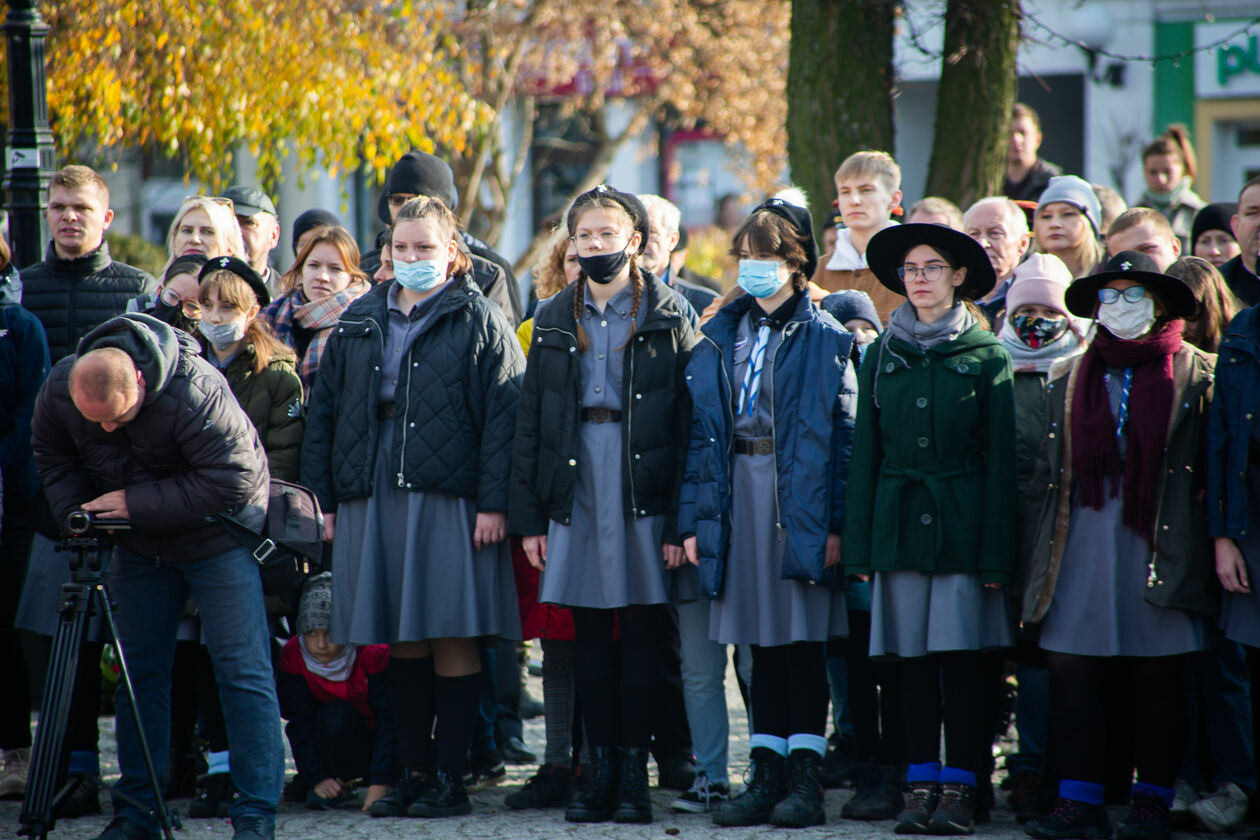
[1064, 250, 1196, 319]
[866, 223, 997, 300]
[199, 255, 271, 307]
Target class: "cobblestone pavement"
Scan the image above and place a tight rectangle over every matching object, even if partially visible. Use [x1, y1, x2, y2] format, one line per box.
[0, 664, 1216, 840]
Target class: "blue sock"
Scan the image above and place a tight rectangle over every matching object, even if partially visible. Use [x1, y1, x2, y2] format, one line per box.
[68, 750, 99, 777]
[786, 733, 828, 757]
[749, 734, 789, 757]
[1132, 782, 1175, 807]
[1060, 779, 1105, 805]
[207, 750, 231, 776]
[940, 766, 977, 787]
[907, 761, 942, 783]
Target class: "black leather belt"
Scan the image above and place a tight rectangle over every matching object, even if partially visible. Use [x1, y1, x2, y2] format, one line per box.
[580, 407, 622, 423]
[378, 403, 396, 421]
[734, 437, 774, 456]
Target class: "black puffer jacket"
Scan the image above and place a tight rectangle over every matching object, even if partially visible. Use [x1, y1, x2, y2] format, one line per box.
[32, 314, 270, 562]
[362, 237, 523, 327]
[301, 276, 525, 514]
[509, 274, 697, 542]
[22, 240, 156, 362]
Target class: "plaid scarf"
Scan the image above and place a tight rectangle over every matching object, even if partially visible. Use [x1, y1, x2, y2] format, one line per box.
[263, 283, 369, 393]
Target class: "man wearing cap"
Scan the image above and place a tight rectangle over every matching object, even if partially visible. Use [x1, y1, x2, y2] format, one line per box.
[1219, 176, 1260, 306]
[22, 165, 156, 363]
[638, 194, 718, 313]
[364, 151, 523, 325]
[222, 186, 282, 296]
[963, 196, 1033, 323]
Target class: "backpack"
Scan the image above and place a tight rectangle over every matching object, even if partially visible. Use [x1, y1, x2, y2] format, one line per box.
[218, 479, 326, 598]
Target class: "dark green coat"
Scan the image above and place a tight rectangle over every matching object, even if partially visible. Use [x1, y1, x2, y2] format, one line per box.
[843, 324, 1018, 584]
[218, 345, 304, 483]
[1021, 344, 1217, 623]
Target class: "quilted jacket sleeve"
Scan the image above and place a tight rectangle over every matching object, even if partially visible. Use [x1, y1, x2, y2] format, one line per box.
[509, 334, 547, 536]
[475, 307, 525, 513]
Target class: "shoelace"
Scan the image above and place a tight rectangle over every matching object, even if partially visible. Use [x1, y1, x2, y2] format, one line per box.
[938, 786, 964, 809]
[906, 785, 937, 811]
[233, 815, 267, 834]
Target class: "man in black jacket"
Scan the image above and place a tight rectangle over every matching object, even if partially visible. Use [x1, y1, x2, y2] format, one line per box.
[33, 313, 281, 840]
[21, 165, 155, 363]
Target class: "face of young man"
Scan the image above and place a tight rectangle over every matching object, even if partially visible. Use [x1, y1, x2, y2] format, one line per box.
[1106, 220, 1181, 272]
[835, 177, 900, 232]
[46, 184, 114, 260]
[1008, 115, 1042, 170]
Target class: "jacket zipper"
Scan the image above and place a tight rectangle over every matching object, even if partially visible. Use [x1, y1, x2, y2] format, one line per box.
[769, 321, 801, 539]
[627, 331, 637, 515]
[337, 313, 388, 483]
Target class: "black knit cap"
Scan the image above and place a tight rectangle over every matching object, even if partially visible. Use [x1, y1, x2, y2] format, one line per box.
[749, 197, 819, 279]
[1191, 203, 1238, 247]
[198, 255, 271, 307]
[377, 151, 458, 223]
[568, 185, 650, 255]
[291, 208, 342, 256]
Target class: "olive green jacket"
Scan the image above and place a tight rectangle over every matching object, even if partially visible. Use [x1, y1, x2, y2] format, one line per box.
[843, 324, 1018, 584]
[217, 345, 305, 483]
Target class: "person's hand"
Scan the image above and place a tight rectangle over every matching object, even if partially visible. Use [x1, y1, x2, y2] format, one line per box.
[361, 783, 389, 811]
[81, 490, 129, 520]
[474, 512, 507, 550]
[1216, 537, 1251, 593]
[323, 512, 336, 543]
[313, 777, 344, 799]
[663, 543, 684, 570]
[984, 582, 1003, 590]
[684, 536, 699, 566]
[523, 535, 548, 570]
[853, 573, 870, 583]
[824, 533, 842, 569]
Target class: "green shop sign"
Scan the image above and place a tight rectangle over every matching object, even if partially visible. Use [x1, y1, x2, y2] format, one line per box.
[1219, 34, 1260, 86]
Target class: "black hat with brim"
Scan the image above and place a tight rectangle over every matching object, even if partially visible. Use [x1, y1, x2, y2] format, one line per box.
[1064, 250, 1197, 319]
[199, 255, 271, 307]
[866, 223, 997, 300]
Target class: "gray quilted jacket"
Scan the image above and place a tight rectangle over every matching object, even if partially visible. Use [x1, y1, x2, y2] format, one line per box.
[300, 276, 525, 514]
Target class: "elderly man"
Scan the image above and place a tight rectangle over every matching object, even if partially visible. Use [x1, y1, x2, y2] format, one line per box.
[1220, 176, 1260, 306]
[638, 194, 718, 313]
[33, 313, 280, 840]
[222, 186, 282, 295]
[963, 196, 1033, 322]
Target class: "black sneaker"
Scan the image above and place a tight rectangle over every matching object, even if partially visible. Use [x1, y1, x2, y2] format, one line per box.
[895, 782, 941, 834]
[407, 769, 471, 818]
[1117, 791, 1171, 840]
[187, 773, 234, 819]
[462, 749, 506, 791]
[770, 749, 826, 827]
[713, 748, 787, 827]
[1025, 797, 1113, 839]
[929, 782, 977, 835]
[505, 764, 572, 810]
[842, 764, 905, 820]
[368, 771, 428, 818]
[671, 772, 731, 814]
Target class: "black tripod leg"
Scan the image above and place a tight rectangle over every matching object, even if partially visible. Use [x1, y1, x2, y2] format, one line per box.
[18, 583, 91, 839]
[97, 586, 182, 840]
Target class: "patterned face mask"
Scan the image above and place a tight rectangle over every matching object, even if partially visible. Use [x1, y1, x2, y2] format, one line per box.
[1012, 315, 1069, 349]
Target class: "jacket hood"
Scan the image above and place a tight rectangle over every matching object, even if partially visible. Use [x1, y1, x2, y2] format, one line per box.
[0, 266, 21, 305]
[76, 313, 189, 402]
[39, 239, 113, 276]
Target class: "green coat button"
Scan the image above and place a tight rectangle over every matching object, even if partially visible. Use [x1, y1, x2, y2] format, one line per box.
[920, 513, 932, 525]
[957, 364, 969, 373]
[917, 437, 929, 448]
[916, 397, 928, 408]
[885, 363, 895, 373]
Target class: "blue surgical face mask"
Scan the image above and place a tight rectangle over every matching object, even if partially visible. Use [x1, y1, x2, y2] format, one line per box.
[198, 317, 247, 350]
[393, 258, 446, 293]
[737, 259, 786, 298]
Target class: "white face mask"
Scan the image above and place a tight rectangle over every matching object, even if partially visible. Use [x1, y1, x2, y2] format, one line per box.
[1097, 297, 1156, 340]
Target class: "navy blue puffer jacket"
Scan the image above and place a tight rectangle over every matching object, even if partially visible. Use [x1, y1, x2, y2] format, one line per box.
[679, 292, 858, 597]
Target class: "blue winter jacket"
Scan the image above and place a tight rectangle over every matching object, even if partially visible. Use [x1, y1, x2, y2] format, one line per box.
[1209, 304, 1260, 539]
[678, 292, 858, 598]
[0, 268, 50, 510]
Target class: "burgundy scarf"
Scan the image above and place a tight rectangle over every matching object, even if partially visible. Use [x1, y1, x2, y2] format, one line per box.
[1070, 320, 1183, 544]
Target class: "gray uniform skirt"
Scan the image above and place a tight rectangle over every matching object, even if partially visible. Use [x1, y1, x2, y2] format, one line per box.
[540, 420, 678, 609]
[869, 570, 1012, 658]
[1220, 465, 1260, 648]
[1039, 488, 1205, 657]
[331, 420, 520, 645]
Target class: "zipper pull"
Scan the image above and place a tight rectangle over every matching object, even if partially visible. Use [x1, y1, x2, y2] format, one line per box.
[1146, 561, 1158, 588]
[397, 473, 405, 488]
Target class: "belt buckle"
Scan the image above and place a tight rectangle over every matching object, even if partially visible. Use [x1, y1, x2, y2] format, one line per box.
[754, 439, 773, 456]
[590, 408, 611, 423]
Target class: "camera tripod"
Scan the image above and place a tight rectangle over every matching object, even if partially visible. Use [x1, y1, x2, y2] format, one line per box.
[18, 526, 180, 840]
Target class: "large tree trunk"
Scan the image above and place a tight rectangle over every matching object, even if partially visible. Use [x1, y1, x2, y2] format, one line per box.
[924, 0, 1021, 209]
[786, 0, 897, 236]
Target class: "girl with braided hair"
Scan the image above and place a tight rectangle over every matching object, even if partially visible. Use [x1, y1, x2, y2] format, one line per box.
[510, 185, 698, 825]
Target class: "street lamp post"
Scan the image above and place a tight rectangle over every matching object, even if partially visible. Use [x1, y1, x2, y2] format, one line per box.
[3, 0, 55, 269]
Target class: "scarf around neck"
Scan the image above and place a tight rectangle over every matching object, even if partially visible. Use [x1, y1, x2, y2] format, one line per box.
[999, 318, 1087, 374]
[1142, 177, 1194, 210]
[300, 637, 359, 682]
[887, 300, 975, 351]
[1070, 319, 1184, 545]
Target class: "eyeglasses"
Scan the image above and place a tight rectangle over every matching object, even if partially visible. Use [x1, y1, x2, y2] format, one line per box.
[897, 263, 949, 283]
[159, 285, 203, 317]
[1097, 286, 1147, 304]
[572, 232, 628, 249]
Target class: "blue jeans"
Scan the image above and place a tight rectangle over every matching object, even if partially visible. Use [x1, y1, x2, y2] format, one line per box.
[1008, 663, 1049, 775]
[1181, 628, 1256, 795]
[110, 546, 282, 831]
[677, 598, 729, 785]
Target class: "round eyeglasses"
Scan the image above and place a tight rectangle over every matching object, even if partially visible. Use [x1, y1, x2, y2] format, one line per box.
[1097, 286, 1147, 305]
[159, 285, 203, 318]
[898, 263, 948, 283]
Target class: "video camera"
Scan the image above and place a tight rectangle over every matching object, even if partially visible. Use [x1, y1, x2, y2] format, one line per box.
[64, 510, 131, 536]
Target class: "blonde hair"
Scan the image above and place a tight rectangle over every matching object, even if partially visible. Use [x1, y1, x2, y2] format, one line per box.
[531, 227, 575, 302]
[199, 271, 295, 375]
[278, 224, 369, 295]
[834, 150, 901, 193]
[163, 197, 246, 268]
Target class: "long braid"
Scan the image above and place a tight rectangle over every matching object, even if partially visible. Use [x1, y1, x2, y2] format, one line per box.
[621, 259, 643, 350]
[573, 275, 590, 353]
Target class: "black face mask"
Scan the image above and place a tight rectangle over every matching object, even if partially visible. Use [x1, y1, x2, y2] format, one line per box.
[153, 300, 205, 349]
[578, 250, 630, 285]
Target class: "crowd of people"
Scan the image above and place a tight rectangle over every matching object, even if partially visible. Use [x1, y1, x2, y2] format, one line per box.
[1, 101, 1260, 840]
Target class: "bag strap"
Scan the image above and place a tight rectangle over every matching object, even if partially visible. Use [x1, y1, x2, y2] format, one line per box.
[215, 512, 280, 565]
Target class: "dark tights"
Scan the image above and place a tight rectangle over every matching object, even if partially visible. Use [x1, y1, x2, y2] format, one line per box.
[572, 605, 667, 748]
[1048, 652, 1187, 788]
[830, 613, 906, 764]
[750, 642, 829, 737]
[901, 652, 986, 773]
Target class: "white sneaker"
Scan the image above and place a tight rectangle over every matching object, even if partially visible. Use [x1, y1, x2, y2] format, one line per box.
[0, 748, 30, 799]
[1189, 781, 1249, 832]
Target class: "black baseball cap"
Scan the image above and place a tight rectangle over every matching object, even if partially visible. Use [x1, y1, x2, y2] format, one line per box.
[221, 185, 277, 217]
